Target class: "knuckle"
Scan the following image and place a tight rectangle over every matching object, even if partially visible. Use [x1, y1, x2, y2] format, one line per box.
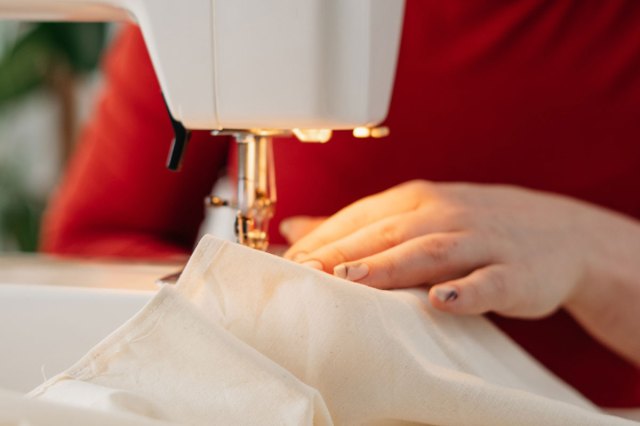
[290, 234, 332, 260]
[378, 222, 405, 248]
[419, 236, 455, 264]
[347, 203, 373, 227]
[379, 256, 399, 286]
[402, 179, 432, 197]
[404, 179, 427, 190]
[483, 268, 516, 310]
[487, 269, 509, 296]
[462, 278, 484, 309]
[478, 218, 508, 240]
[445, 208, 477, 230]
[323, 245, 350, 266]
[301, 236, 328, 253]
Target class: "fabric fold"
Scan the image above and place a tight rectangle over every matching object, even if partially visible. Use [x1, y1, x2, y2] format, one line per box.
[31, 274, 332, 425]
[30, 235, 638, 425]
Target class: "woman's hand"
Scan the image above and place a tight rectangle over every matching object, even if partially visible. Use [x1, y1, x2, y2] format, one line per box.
[281, 180, 635, 321]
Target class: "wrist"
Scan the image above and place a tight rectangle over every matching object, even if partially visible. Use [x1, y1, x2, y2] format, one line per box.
[564, 203, 640, 320]
[563, 204, 640, 365]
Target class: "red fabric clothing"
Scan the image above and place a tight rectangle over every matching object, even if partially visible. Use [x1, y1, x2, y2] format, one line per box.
[42, 0, 640, 407]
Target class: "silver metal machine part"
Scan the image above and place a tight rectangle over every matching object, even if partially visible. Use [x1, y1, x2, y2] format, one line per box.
[209, 130, 279, 251]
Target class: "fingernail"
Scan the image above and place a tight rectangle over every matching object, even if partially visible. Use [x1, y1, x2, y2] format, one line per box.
[301, 259, 323, 271]
[279, 220, 292, 238]
[334, 264, 347, 279]
[433, 286, 458, 303]
[292, 252, 308, 262]
[334, 263, 369, 282]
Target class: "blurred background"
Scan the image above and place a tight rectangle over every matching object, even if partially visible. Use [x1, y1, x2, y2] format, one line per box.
[0, 21, 110, 252]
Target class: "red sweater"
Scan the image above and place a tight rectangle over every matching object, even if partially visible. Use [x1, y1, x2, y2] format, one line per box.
[42, 0, 640, 407]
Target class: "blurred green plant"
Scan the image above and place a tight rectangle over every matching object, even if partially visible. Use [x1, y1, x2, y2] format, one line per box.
[0, 165, 44, 252]
[0, 22, 107, 102]
[0, 22, 108, 252]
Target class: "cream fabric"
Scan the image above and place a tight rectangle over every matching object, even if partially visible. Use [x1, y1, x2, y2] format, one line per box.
[29, 235, 638, 425]
[0, 388, 173, 426]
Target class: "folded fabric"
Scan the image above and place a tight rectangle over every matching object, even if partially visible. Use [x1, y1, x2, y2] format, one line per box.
[30, 235, 638, 425]
[31, 278, 330, 425]
[0, 388, 174, 426]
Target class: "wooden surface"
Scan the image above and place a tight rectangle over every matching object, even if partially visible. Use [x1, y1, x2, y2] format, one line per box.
[0, 254, 183, 291]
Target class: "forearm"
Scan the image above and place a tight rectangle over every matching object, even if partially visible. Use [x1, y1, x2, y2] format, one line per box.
[565, 206, 640, 367]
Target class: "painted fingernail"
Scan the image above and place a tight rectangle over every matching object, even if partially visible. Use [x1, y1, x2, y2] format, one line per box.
[292, 252, 308, 262]
[334, 263, 369, 282]
[301, 259, 323, 271]
[334, 264, 347, 279]
[433, 286, 458, 303]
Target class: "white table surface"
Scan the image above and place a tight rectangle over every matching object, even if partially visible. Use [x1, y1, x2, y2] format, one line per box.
[0, 254, 182, 392]
[0, 254, 183, 291]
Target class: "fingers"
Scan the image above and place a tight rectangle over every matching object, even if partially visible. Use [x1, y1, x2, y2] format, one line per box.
[293, 209, 455, 273]
[279, 216, 326, 244]
[428, 265, 522, 315]
[335, 232, 493, 290]
[284, 181, 432, 260]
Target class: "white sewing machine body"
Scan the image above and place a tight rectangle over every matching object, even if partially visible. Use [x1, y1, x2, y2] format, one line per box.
[0, 0, 405, 249]
[0, 0, 404, 131]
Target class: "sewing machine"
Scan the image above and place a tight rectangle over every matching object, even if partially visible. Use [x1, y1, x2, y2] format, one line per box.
[0, 0, 405, 250]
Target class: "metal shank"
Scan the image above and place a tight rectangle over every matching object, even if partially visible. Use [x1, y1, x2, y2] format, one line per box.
[209, 130, 278, 250]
